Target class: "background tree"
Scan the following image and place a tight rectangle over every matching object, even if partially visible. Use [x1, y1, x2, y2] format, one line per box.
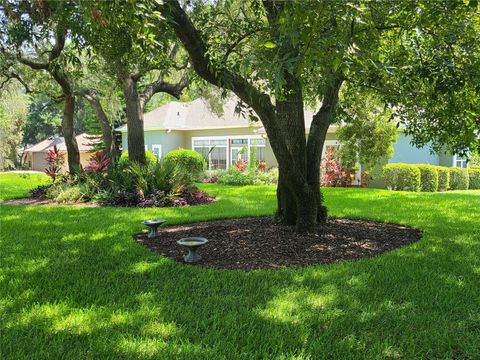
[336, 91, 397, 171]
[159, 0, 480, 232]
[0, 1, 82, 173]
[23, 95, 62, 145]
[376, 0, 480, 156]
[74, 57, 125, 159]
[0, 82, 28, 169]
[79, 1, 190, 165]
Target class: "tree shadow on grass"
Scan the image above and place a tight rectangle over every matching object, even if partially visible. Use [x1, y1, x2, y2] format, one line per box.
[1, 191, 479, 359]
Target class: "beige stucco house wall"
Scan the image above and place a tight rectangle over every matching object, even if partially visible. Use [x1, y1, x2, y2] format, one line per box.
[22, 133, 99, 172]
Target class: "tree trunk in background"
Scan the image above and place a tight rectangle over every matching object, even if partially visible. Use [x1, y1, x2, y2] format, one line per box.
[62, 95, 81, 173]
[93, 103, 118, 160]
[83, 91, 119, 160]
[120, 75, 146, 165]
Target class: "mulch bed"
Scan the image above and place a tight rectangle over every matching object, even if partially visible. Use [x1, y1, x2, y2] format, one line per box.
[134, 217, 422, 270]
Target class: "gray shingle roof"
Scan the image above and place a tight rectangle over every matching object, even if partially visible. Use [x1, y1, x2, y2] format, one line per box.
[115, 97, 338, 133]
[116, 98, 255, 132]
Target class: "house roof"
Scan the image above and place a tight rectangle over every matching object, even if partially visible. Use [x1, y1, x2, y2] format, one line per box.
[115, 97, 338, 134]
[25, 133, 101, 153]
[116, 98, 255, 132]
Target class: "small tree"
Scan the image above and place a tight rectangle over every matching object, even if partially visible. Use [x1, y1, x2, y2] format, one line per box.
[337, 92, 398, 171]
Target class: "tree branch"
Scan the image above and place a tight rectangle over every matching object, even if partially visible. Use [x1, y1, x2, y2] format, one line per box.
[224, 27, 265, 60]
[16, 54, 48, 70]
[0, 69, 32, 93]
[159, 0, 275, 122]
[48, 28, 66, 62]
[140, 68, 190, 105]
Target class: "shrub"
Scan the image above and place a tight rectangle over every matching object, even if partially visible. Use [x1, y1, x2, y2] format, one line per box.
[30, 184, 52, 199]
[320, 148, 356, 187]
[257, 160, 268, 173]
[449, 168, 469, 190]
[29, 152, 216, 208]
[417, 164, 438, 192]
[163, 149, 206, 183]
[172, 185, 215, 206]
[382, 163, 420, 191]
[436, 166, 450, 192]
[202, 169, 227, 183]
[253, 168, 278, 185]
[46, 184, 84, 203]
[467, 168, 480, 189]
[218, 167, 254, 185]
[118, 150, 157, 167]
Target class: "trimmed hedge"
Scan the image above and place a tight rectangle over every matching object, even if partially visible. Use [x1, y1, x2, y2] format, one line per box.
[436, 166, 450, 192]
[118, 150, 157, 167]
[417, 164, 439, 192]
[449, 168, 469, 190]
[468, 168, 480, 189]
[163, 149, 206, 182]
[383, 163, 421, 192]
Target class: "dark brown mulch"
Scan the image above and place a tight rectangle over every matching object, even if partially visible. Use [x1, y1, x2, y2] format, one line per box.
[134, 217, 422, 270]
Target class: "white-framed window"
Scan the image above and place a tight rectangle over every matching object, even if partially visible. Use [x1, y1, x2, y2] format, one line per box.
[192, 136, 266, 169]
[152, 144, 162, 159]
[453, 154, 468, 168]
[193, 138, 228, 169]
[144, 145, 148, 150]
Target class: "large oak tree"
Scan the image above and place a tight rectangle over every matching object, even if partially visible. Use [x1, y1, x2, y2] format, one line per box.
[159, 0, 479, 232]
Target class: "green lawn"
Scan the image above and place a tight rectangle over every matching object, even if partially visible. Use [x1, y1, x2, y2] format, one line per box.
[1, 173, 479, 359]
[0, 172, 48, 200]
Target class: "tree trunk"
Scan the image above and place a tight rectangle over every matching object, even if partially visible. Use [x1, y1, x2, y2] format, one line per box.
[62, 95, 81, 173]
[273, 74, 343, 232]
[120, 75, 146, 165]
[83, 91, 119, 160]
[275, 166, 297, 225]
[158, 0, 343, 233]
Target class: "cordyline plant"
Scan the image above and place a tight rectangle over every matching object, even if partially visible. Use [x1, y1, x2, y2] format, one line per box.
[321, 148, 356, 187]
[45, 144, 64, 182]
[84, 151, 110, 173]
[234, 159, 248, 172]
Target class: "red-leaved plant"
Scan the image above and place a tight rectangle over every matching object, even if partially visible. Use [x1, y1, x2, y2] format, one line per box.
[234, 159, 248, 172]
[45, 144, 64, 182]
[321, 147, 357, 187]
[84, 151, 110, 173]
[321, 148, 341, 186]
[257, 160, 268, 173]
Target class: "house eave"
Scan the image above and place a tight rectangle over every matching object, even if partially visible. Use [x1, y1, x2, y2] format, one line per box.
[117, 124, 257, 133]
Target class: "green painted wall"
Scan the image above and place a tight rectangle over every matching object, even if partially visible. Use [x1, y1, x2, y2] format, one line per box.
[388, 133, 440, 165]
[121, 130, 186, 157]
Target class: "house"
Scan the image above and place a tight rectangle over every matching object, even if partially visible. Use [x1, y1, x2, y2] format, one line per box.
[116, 98, 279, 169]
[116, 97, 463, 183]
[22, 133, 100, 172]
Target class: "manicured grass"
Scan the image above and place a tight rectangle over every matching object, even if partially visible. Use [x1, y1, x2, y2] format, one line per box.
[1, 173, 479, 359]
[0, 172, 48, 200]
